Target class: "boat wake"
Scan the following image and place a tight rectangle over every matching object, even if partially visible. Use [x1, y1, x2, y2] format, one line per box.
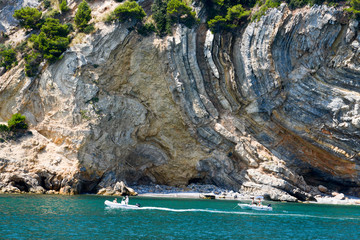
[106, 206, 358, 220]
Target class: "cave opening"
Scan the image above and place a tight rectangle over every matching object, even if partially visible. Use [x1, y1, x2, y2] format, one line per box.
[12, 179, 29, 192]
[137, 176, 154, 185]
[188, 178, 204, 185]
[303, 169, 358, 194]
[39, 176, 49, 190]
[77, 180, 99, 194]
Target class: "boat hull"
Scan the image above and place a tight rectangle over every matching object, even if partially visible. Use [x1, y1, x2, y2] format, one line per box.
[238, 203, 273, 211]
[104, 200, 140, 209]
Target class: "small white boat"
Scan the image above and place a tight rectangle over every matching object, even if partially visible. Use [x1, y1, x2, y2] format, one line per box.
[238, 203, 273, 211]
[104, 200, 141, 209]
[238, 196, 273, 211]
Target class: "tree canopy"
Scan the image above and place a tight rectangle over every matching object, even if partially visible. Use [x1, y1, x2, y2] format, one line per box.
[167, 0, 197, 28]
[0, 49, 17, 70]
[75, 0, 92, 31]
[13, 7, 42, 30]
[152, 0, 170, 35]
[226, 4, 250, 22]
[24, 51, 42, 77]
[30, 18, 70, 62]
[60, 0, 70, 13]
[8, 113, 28, 131]
[113, 1, 146, 23]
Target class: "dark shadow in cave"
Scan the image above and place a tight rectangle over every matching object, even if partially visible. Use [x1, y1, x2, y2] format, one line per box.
[11, 179, 29, 192]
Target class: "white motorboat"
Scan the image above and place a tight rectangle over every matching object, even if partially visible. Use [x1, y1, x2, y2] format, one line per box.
[238, 203, 273, 211]
[238, 196, 273, 211]
[104, 200, 141, 209]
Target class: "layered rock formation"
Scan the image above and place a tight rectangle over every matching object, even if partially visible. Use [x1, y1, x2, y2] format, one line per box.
[0, 1, 359, 201]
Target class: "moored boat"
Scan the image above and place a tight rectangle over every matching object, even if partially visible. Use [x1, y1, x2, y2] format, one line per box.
[104, 200, 141, 209]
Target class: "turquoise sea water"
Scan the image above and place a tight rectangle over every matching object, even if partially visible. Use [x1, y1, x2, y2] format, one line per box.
[1, 194, 360, 239]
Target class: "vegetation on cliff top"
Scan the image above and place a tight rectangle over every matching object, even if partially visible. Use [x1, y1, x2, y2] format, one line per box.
[9, 0, 76, 76]
[108, 1, 146, 23]
[151, 0, 198, 35]
[2, 0, 357, 75]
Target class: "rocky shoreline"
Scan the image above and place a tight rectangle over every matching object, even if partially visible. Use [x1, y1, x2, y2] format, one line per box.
[1, 181, 360, 206]
[131, 184, 360, 206]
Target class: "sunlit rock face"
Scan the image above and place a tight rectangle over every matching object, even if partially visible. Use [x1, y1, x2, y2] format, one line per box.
[0, 0, 39, 33]
[0, 2, 359, 200]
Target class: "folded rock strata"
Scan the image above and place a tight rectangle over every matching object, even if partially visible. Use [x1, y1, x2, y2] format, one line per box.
[0, 2, 359, 201]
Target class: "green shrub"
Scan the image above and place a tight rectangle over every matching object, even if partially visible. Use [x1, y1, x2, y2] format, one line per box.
[0, 124, 9, 132]
[113, 1, 146, 23]
[30, 32, 69, 62]
[43, 0, 51, 9]
[44, 9, 61, 19]
[30, 18, 70, 62]
[251, 0, 280, 22]
[65, 22, 74, 32]
[137, 22, 156, 36]
[226, 4, 250, 22]
[25, 51, 42, 77]
[60, 0, 70, 13]
[208, 15, 228, 32]
[80, 110, 90, 120]
[152, 0, 169, 35]
[15, 41, 28, 53]
[0, 48, 17, 70]
[167, 0, 198, 28]
[105, 12, 116, 23]
[83, 23, 95, 34]
[13, 7, 42, 30]
[285, 0, 309, 10]
[75, 0, 92, 31]
[346, 0, 360, 20]
[40, 17, 69, 37]
[8, 113, 28, 131]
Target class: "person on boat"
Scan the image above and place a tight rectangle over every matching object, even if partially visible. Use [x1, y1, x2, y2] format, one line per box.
[251, 197, 255, 205]
[113, 198, 117, 203]
[121, 197, 125, 204]
[125, 195, 129, 205]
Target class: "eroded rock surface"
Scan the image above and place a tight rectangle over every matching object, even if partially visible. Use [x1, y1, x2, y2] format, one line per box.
[0, 3, 359, 201]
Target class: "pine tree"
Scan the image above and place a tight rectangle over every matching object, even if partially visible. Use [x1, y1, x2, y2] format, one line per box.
[13, 7, 42, 30]
[75, 0, 92, 31]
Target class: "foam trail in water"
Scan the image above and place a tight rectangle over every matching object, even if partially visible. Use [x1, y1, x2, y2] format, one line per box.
[139, 207, 253, 215]
[126, 206, 358, 220]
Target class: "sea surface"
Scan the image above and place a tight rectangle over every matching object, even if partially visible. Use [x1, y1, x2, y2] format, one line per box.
[1, 194, 360, 239]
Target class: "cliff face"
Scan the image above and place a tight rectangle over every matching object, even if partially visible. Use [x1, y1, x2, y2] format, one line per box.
[0, 2, 359, 200]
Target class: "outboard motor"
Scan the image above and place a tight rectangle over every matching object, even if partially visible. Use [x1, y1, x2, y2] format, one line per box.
[268, 204, 272, 207]
[136, 203, 141, 207]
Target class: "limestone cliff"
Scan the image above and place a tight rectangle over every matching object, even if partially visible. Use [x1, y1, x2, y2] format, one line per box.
[0, 1, 359, 201]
